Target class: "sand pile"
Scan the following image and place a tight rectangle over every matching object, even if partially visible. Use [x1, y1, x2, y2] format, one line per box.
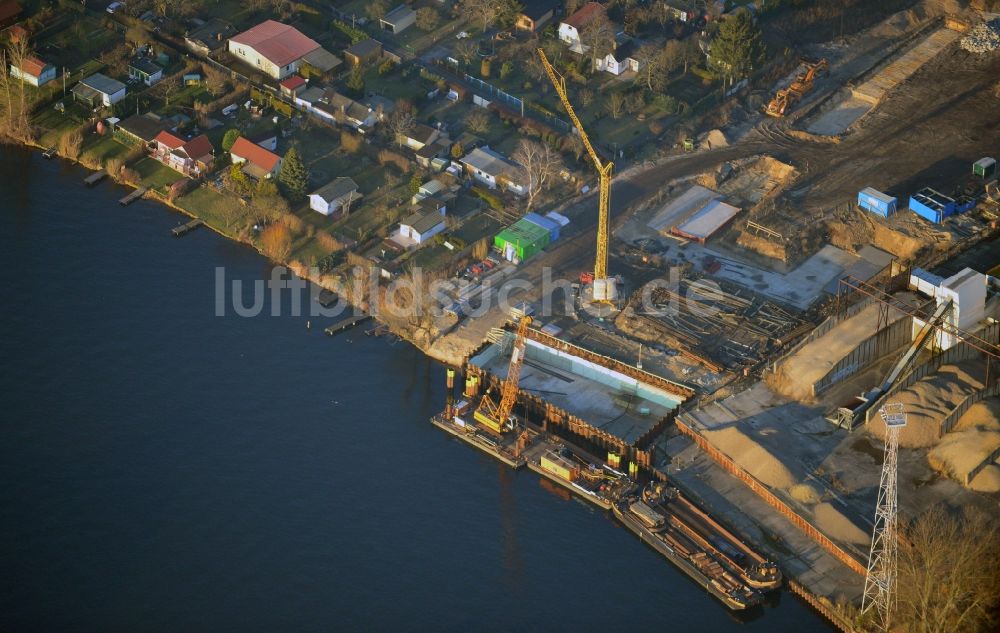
[871, 362, 985, 448]
[927, 399, 1000, 487]
[813, 502, 870, 545]
[770, 303, 907, 402]
[789, 482, 822, 504]
[969, 464, 1000, 493]
[700, 129, 728, 150]
[702, 426, 798, 489]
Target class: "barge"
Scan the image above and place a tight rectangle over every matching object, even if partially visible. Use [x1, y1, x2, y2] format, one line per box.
[430, 400, 528, 469]
[525, 439, 631, 510]
[613, 483, 779, 610]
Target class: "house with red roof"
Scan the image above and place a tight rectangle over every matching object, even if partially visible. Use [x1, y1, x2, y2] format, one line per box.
[558, 2, 605, 50]
[279, 75, 306, 98]
[227, 20, 322, 79]
[230, 136, 282, 180]
[9, 55, 56, 87]
[0, 0, 22, 29]
[153, 131, 215, 177]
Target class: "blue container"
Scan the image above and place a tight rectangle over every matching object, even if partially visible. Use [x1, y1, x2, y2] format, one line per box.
[858, 187, 897, 217]
[523, 212, 561, 242]
[909, 188, 956, 224]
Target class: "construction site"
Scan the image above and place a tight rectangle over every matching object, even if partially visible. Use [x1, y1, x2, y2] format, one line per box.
[424, 1, 1000, 630]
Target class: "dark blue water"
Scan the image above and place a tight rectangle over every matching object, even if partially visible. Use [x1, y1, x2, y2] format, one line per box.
[0, 147, 832, 632]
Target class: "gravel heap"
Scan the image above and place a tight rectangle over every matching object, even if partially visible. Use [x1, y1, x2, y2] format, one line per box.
[960, 19, 1000, 53]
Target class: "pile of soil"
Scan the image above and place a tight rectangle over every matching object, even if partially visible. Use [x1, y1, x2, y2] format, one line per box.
[927, 399, 1000, 488]
[871, 362, 985, 448]
[813, 502, 870, 545]
[769, 303, 906, 402]
[701, 426, 798, 489]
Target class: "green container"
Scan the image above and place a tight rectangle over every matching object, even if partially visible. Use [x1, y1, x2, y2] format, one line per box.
[973, 157, 996, 179]
[494, 218, 550, 262]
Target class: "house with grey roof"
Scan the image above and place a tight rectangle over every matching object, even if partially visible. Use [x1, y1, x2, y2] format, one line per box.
[460, 146, 525, 196]
[380, 5, 416, 34]
[72, 73, 127, 107]
[309, 177, 362, 217]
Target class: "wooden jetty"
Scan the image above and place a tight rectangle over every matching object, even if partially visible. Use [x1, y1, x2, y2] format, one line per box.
[324, 313, 371, 336]
[172, 218, 204, 237]
[42, 147, 57, 159]
[83, 170, 108, 187]
[119, 187, 147, 206]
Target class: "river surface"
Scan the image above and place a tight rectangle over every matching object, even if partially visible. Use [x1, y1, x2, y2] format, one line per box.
[0, 147, 832, 632]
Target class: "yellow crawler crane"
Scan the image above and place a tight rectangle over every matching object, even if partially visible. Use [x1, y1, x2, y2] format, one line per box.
[537, 48, 616, 302]
[474, 316, 532, 434]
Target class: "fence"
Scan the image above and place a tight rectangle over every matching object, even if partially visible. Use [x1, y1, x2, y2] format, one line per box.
[812, 316, 913, 396]
[675, 416, 867, 576]
[464, 73, 524, 114]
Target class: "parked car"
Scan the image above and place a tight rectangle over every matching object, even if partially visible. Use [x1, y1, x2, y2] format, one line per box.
[107, 2, 125, 14]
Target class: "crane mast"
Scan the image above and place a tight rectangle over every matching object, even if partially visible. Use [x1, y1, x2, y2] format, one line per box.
[537, 48, 616, 302]
[474, 316, 532, 434]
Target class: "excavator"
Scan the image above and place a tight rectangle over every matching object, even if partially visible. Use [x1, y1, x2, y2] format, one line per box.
[765, 58, 828, 118]
[474, 315, 531, 435]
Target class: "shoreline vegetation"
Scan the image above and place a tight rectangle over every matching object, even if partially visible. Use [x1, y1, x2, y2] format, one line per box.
[8, 137, 462, 364]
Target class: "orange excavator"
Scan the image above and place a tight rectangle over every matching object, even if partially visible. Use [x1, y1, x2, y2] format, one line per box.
[765, 58, 828, 117]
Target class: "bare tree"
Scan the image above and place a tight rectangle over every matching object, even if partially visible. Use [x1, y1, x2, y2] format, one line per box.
[454, 39, 478, 66]
[465, 108, 491, 134]
[457, 0, 519, 32]
[416, 7, 440, 31]
[387, 105, 416, 147]
[635, 42, 666, 92]
[2, 38, 33, 139]
[512, 138, 563, 212]
[606, 92, 626, 119]
[580, 10, 616, 69]
[892, 506, 1000, 633]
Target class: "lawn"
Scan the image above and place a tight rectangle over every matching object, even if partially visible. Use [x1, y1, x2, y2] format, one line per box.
[176, 186, 237, 231]
[80, 134, 130, 165]
[33, 105, 85, 147]
[134, 157, 184, 191]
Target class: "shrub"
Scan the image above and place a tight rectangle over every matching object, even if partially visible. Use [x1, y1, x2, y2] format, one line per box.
[280, 213, 306, 235]
[260, 223, 293, 261]
[472, 186, 503, 211]
[377, 149, 411, 174]
[316, 231, 341, 253]
[341, 131, 363, 153]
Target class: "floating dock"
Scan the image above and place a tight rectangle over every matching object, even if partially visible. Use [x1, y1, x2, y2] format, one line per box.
[83, 170, 107, 187]
[172, 218, 204, 237]
[119, 187, 147, 206]
[42, 147, 57, 159]
[324, 313, 371, 335]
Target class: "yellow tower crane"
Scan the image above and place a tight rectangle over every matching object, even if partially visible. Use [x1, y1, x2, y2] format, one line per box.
[474, 315, 532, 434]
[537, 48, 617, 302]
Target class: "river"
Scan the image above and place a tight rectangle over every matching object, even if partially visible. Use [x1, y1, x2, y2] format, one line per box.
[0, 146, 832, 632]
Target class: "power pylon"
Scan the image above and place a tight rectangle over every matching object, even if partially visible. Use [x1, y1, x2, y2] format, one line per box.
[861, 402, 906, 631]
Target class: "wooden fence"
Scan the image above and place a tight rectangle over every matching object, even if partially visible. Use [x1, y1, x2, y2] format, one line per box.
[675, 416, 867, 576]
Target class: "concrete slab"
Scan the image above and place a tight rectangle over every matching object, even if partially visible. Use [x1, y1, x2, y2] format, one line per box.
[806, 96, 872, 135]
[647, 185, 718, 235]
[709, 244, 860, 310]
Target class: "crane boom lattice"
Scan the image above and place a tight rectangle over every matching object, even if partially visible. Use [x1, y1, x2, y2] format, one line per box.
[537, 49, 614, 299]
[474, 316, 532, 434]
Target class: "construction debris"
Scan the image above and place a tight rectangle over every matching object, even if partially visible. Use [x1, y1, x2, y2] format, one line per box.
[960, 19, 1000, 53]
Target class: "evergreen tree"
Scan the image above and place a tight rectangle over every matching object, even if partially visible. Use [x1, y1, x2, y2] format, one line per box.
[278, 147, 309, 200]
[346, 64, 365, 96]
[710, 9, 766, 83]
[222, 129, 240, 152]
